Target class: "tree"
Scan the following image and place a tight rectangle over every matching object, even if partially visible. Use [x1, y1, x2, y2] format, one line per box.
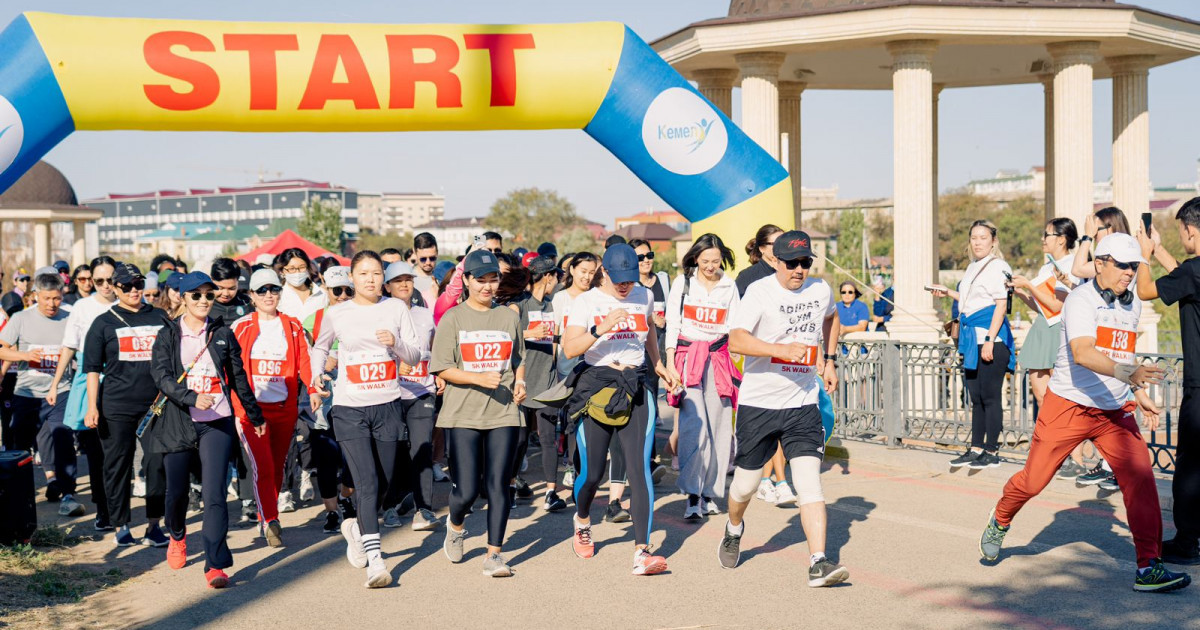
[487, 188, 584, 248]
[829, 208, 866, 280]
[556, 227, 600, 258]
[298, 198, 343, 253]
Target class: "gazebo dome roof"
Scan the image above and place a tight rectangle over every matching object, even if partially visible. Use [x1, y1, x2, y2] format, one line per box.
[0, 161, 79, 209]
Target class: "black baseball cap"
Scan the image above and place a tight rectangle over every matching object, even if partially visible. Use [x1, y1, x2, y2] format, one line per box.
[112, 262, 144, 286]
[463, 250, 501, 278]
[773, 230, 814, 261]
[537, 242, 558, 258]
[528, 255, 558, 276]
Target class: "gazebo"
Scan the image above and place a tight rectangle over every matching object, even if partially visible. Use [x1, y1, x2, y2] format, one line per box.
[0, 160, 102, 268]
[653, 0, 1200, 340]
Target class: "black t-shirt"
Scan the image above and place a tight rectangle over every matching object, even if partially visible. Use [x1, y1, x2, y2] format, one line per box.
[1156, 257, 1200, 388]
[83, 303, 173, 418]
[735, 260, 774, 297]
[209, 293, 252, 325]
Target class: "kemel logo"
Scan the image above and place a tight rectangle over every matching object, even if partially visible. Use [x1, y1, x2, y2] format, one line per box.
[0, 95, 24, 176]
[790, 238, 809, 249]
[641, 87, 727, 176]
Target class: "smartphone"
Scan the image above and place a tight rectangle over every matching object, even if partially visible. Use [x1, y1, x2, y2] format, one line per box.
[1047, 253, 1065, 275]
[473, 234, 484, 247]
[924, 285, 939, 292]
[1142, 212, 1153, 233]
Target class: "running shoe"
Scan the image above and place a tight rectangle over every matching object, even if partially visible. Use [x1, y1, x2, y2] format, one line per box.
[188, 486, 202, 513]
[264, 520, 283, 548]
[299, 470, 315, 502]
[1098, 475, 1120, 492]
[1076, 462, 1109, 486]
[167, 535, 187, 569]
[226, 478, 239, 501]
[774, 483, 797, 507]
[718, 522, 743, 569]
[59, 495, 85, 517]
[949, 450, 979, 469]
[339, 495, 357, 519]
[604, 500, 630, 523]
[132, 478, 147, 499]
[94, 516, 114, 532]
[968, 451, 1001, 469]
[1056, 459, 1087, 480]
[397, 493, 416, 517]
[482, 553, 514, 578]
[514, 477, 533, 499]
[366, 557, 392, 588]
[702, 497, 721, 515]
[240, 500, 259, 526]
[979, 509, 1008, 562]
[562, 467, 575, 487]
[755, 479, 777, 503]
[341, 518, 368, 569]
[543, 492, 567, 512]
[114, 526, 137, 548]
[632, 549, 668, 576]
[322, 510, 341, 534]
[382, 506, 404, 529]
[651, 462, 667, 485]
[808, 559, 850, 587]
[143, 524, 169, 548]
[205, 568, 229, 589]
[1162, 538, 1200, 566]
[572, 519, 595, 558]
[444, 526, 467, 563]
[684, 495, 704, 521]
[1133, 559, 1192, 593]
[277, 490, 296, 514]
[433, 465, 451, 483]
[413, 508, 440, 531]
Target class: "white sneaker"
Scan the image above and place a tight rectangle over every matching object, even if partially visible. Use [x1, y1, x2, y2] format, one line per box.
[433, 466, 451, 483]
[132, 478, 147, 499]
[58, 495, 85, 517]
[277, 490, 296, 513]
[774, 483, 797, 507]
[365, 556, 391, 588]
[683, 500, 704, 521]
[227, 478, 239, 501]
[755, 479, 777, 503]
[702, 497, 721, 515]
[563, 468, 575, 487]
[412, 508, 440, 532]
[341, 518, 367, 568]
[382, 506, 404, 529]
[299, 470, 315, 502]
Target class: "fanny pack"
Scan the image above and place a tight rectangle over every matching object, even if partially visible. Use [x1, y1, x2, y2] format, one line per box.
[581, 387, 631, 427]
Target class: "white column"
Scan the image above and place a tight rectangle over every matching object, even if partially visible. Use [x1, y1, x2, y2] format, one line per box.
[691, 68, 738, 118]
[1039, 73, 1056, 221]
[779, 81, 806, 227]
[1048, 41, 1100, 228]
[72, 221, 87, 267]
[735, 52, 786, 160]
[885, 40, 941, 342]
[932, 83, 943, 282]
[33, 221, 50, 269]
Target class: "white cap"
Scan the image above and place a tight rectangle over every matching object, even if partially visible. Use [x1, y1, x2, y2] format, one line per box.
[255, 253, 275, 266]
[323, 266, 352, 288]
[34, 266, 59, 278]
[144, 274, 159, 291]
[249, 268, 281, 291]
[1093, 232, 1147, 264]
[385, 261, 416, 283]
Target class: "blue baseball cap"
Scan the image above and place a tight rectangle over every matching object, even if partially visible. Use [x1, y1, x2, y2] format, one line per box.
[178, 271, 214, 294]
[602, 243, 639, 284]
[433, 260, 456, 283]
[537, 242, 557, 258]
[163, 271, 185, 291]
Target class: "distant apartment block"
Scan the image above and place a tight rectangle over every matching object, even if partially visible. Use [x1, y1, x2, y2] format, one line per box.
[357, 192, 445, 235]
[614, 209, 689, 234]
[411, 217, 494, 256]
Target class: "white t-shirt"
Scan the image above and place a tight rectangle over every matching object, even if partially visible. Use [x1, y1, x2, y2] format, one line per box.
[249, 317, 289, 403]
[957, 255, 1012, 317]
[566, 286, 653, 368]
[1030, 253, 1078, 325]
[731, 275, 835, 410]
[61, 295, 114, 350]
[310, 297, 422, 408]
[279, 284, 326, 320]
[398, 304, 436, 399]
[665, 272, 740, 349]
[1048, 281, 1141, 410]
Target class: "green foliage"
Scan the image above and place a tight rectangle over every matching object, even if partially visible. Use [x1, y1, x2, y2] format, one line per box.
[356, 228, 413, 255]
[990, 196, 1046, 272]
[487, 188, 584, 248]
[556, 227, 601, 259]
[298, 197, 344, 253]
[219, 240, 240, 258]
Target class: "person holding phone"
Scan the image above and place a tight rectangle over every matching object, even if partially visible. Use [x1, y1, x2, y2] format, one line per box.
[930, 220, 1014, 470]
[1072, 207, 1131, 280]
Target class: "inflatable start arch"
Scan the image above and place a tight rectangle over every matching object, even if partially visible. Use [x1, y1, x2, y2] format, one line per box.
[0, 13, 793, 256]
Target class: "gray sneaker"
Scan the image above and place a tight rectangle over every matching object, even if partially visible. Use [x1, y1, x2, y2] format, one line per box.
[444, 526, 467, 563]
[807, 559, 850, 587]
[412, 508, 440, 532]
[482, 552, 513, 577]
[979, 509, 1008, 562]
[341, 518, 367, 568]
[718, 521, 742, 569]
[59, 495, 85, 517]
[365, 556, 392, 588]
[382, 506, 404, 529]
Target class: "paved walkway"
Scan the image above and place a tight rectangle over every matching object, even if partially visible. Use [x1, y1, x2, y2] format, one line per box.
[19, 438, 1198, 630]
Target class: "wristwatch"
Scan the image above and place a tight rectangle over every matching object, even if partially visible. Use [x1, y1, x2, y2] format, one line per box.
[1079, 236, 1092, 244]
[824, 353, 838, 362]
[589, 325, 602, 339]
[983, 335, 992, 342]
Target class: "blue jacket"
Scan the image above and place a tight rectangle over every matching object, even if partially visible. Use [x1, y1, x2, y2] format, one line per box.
[957, 305, 1015, 372]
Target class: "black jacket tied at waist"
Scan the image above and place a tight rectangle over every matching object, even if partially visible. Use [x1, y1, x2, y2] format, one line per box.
[565, 363, 645, 433]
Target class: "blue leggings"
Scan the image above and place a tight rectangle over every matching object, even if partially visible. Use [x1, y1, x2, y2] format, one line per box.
[574, 387, 656, 546]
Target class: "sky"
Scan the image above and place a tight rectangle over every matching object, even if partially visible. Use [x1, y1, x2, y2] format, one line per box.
[5, 1, 1200, 226]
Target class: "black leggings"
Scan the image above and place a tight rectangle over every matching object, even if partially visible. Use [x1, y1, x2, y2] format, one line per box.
[78, 428, 108, 520]
[515, 407, 560, 488]
[965, 343, 1009, 452]
[574, 386, 656, 546]
[384, 395, 436, 511]
[447, 426, 520, 547]
[164, 417, 235, 571]
[340, 437, 397, 536]
[301, 425, 343, 501]
[1175, 388, 1200, 545]
[100, 415, 165, 527]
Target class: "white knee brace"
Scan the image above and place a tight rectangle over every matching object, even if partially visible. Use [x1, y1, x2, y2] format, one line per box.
[729, 467, 761, 503]
[789, 456, 824, 505]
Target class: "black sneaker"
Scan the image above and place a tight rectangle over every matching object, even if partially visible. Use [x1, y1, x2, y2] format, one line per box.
[1056, 459, 1086, 479]
[1076, 462, 1109, 486]
[949, 450, 979, 469]
[114, 526, 137, 547]
[1163, 538, 1200, 566]
[239, 502, 259, 527]
[808, 558, 850, 587]
[338, 495, 357, 519]
[94, 517, 114, 532]
[143, 524, 169, 548]
[322, 510, 341, 534]
[1098, 475, 1120, 492]
[1133, 558, 1192, 593]
[604, 500, 631, 523]
[514, 477, 533, 499]
[543, 491, 567, 512]
[969, 451, 1001, 469]
[718, 522, 742, 569]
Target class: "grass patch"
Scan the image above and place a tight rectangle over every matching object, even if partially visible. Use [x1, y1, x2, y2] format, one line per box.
[0, 525, 125, 612]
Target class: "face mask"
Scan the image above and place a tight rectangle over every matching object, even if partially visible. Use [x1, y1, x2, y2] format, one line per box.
[285, 272, 308, 287]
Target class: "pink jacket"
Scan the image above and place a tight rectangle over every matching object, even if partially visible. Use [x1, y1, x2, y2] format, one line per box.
[433, 263, 465, 325]
[666, 337, 741, 408]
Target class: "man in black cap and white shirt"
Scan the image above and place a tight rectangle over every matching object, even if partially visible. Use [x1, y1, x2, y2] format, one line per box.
[719, 230, 849, 587]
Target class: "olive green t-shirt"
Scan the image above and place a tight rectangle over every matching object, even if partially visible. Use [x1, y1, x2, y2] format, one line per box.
[430, 303, 525, 430]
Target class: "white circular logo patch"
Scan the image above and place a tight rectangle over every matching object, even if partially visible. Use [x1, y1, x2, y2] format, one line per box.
[0, 95, 24, 177]
[641, 87, 727, 176]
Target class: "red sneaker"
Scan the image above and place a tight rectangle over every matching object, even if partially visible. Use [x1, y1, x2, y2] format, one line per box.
[632, 549, 667, 576]
[205, 568, 229, 589]
[166, 535, 187, 570]
[571, 521, 594, 559]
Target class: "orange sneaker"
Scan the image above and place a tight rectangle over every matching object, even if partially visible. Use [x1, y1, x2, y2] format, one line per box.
[571, 520, 595, 559]
[632, 549, 667, 576]
[166, 535, 187, 570]
[205, 568, 229, 589]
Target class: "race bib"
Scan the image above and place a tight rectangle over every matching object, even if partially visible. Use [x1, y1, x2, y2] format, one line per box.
[682, 296, 729, 335]
[770, 336, 818, 374]
[592, 308, 650, 340]
[250, 343, 288, 401]
[525, 311, 556, 345]
[345, 350, 399, 389]
[27, 344, 60, 374]
[186, 361, 222, 396]
[1096, 325, 1137, 364]
[116, 325, 162, 362]
[399, 359, 430, 382]
[653, 301, 666, 321]
[459, 330, 514, 373]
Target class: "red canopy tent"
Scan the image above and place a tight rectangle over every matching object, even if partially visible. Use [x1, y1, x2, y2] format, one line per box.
[237, 229, 349, 266]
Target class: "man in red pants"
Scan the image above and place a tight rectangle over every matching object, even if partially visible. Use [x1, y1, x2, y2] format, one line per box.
[979, 232, 1190, 593]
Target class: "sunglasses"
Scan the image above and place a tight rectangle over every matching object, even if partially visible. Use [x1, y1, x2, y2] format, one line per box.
[94, 278, 113, 286]
[488, 248, 503, 255]
[1043, 232, 1060, 239]
[187, 291, 216, 302]
[637, 252, 655, 262]
[76, 276, 93, 282]
[117, 279, 145, 292]
[1102, 257, 1140, 272]
[418, 256, 437, 263]
[783, 257, 815, 270]
[841, 290, 857, 295]
[330, 286, 355, 298]
[254, 285, 283, 295]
